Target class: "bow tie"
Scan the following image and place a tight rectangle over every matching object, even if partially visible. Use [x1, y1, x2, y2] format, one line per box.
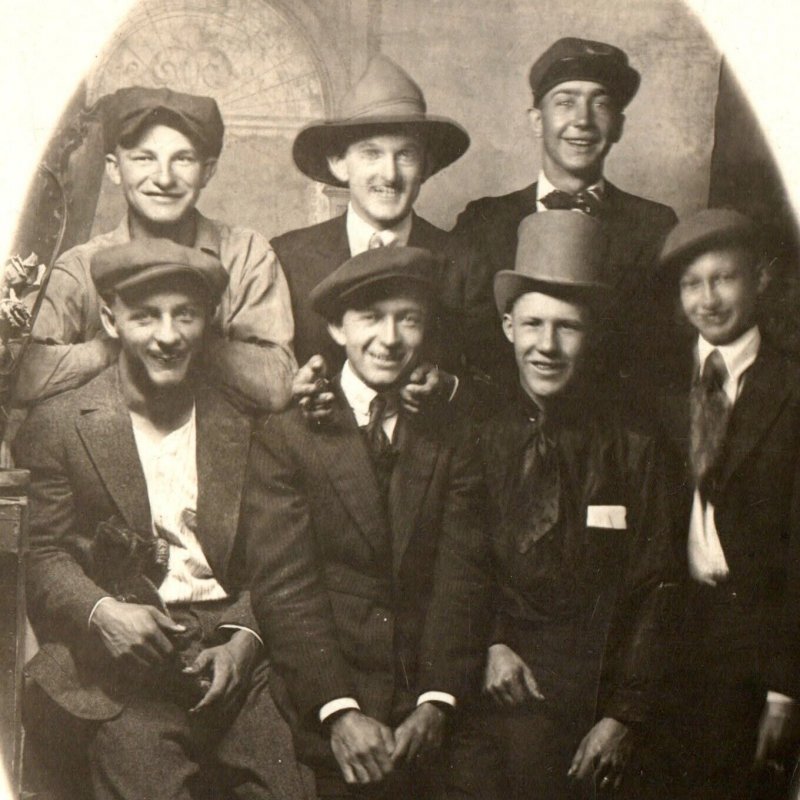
[539, 188, 602, 217]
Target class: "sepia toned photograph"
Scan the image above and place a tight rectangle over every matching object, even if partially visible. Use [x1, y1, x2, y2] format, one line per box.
[2, 1, 800, 797]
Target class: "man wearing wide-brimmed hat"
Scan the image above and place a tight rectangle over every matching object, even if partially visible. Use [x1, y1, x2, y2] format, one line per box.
[14, 85, 296, 414]
[272, 55, 494, 415]
[451, 37, 678, 398]
[440, 211, 678, 799]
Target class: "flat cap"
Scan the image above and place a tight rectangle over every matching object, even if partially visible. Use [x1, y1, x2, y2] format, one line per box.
[91, 238, 228, 303]
[494, 211, 609, 315]
[658, 208, 759, 276]
[310, 246, 441, 321]
[103, 86, 224, 157]
[529, 37, 640, 108]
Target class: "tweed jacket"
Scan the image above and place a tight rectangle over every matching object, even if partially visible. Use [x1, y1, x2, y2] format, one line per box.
[656, 341, 800, 698]
[242, 381, 489, 760]
[270, 212, 495, 378]
[478, 394, 680, 724]
[14, 366, 257, 720]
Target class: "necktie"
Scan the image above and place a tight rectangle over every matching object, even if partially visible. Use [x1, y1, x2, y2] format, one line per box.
[362, 393, 397, 501]
[690, 349, 732, 498]
[539, 188, 602, 217]
[368, 231, 397, 249]
[512, 412, 561, 554]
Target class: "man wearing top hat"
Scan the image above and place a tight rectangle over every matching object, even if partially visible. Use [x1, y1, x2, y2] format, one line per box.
[13, 86, 296, 413]
[451, 37, 677, 399]
[243, 245, 490, 798]
[638, 210, 800, 799]
[272, 55, 494, 418]
[15, 239, 309, 800]
[441, 211, 678, 799]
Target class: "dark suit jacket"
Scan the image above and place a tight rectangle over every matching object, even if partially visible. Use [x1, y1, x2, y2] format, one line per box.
[242, 382, 489, 763]
[452, 181, 679, 396]
[656, 341, 800, 698]
[479, 395, 680, 725]
[270, 212, 495, 377]
[14, 366, 257, 720]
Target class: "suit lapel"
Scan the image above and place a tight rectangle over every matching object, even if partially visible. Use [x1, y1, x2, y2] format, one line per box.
[194, 385, 252, 579]
[311, 214, 351, 263]
[388, 415, 440, 579]
[718, 347, 791, 488]
[311, 391, 390, 555]
[75, 369, 151, 533]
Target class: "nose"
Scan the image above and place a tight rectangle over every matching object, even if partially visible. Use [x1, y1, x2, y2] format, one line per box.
[379, 154, 398, 184]
[152, 159, 176, 189]
[572, 97, 592, 128]
[536, 323, 558, 354]
[377, 316, 400, 347]
[154, 315, 181, 347]
[700, 282, 719, 308]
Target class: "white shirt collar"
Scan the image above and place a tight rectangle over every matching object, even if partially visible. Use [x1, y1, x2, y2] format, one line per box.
[339, 360, 399, 430]
[697, 325, 761, 386]
[536, 171, 605, 205]
[346, 203, 413, 256]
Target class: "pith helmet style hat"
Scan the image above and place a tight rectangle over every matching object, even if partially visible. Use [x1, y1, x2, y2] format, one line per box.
[658, 208, 760, 279]
[529, 37, 640, 108]
[103, 86, 225, 157]
[310, 246, 442, 321]
[91, 238, 229, 303]
[293, 55, 470, 186]
[494, 211, 610, 315]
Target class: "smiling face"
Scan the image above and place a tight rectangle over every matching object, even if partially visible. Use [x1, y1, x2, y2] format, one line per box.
[530, 80, 623, 191]
[678, 245, 763, 346]
[327, 133, 427, 229]
[101, 276, 209, 397]
[105, 123, 217, 229]
[503, 290, 589, 402]
[328, 294, 427, 389]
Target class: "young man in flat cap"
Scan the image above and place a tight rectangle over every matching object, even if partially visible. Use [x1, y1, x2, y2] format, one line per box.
[15, 239, 309, 800]
[639, 209, 800, 799]
[452, 37, 677, 399]
[242, 246, 490, 798]
[272, 55, 494, 419]
[14, 85, 296, 413]
[442, 211, 678, 800]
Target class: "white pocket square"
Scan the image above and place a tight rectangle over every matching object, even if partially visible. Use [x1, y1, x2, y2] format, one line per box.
[586, 505, 627, 529]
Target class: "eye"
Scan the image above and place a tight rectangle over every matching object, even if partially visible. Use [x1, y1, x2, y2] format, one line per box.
[175, 307, 200, 321]
[174, 153, 198, 165]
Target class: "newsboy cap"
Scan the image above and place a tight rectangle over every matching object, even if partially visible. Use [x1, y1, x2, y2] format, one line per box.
[658, 208, 760, 278]
[494, 211, 609, 315]
[293, 55, 470, 186]
[310, 246, 442, 321]
[529, 37, 640, 108]
[91, 238, 228, 303]
[102, 86, 225, 157]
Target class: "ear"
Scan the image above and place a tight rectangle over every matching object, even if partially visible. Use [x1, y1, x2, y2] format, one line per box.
[610, 112, 625, 145]
[756, 256, 773, 295]
[327, 155, 350, 185]
[200, 157, 218, 188]
[502, 312, 515, 344]
[100, 303, 120, 340]
[105, 153, 121, 186]
[528, 107, 543, 139]
[327, 321, 347, 347]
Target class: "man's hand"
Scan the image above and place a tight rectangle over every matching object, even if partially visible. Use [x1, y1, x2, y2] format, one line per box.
[293, 355, 335, 423]
[400, 363, 455, 415]
[754, 699, 800, 769]
[184, 629, 260, 714]
[568, 717, 632, 790]
[391, 703, 446, 768]
[483, 643, 544, 706]
[90, 597, 186, 668]
[329, 709, 396, 785]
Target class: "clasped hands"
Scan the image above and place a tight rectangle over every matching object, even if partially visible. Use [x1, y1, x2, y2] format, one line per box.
[90, 597, 259, 713]
[484, 643, 632, 790]
[329, 703, 446, 785]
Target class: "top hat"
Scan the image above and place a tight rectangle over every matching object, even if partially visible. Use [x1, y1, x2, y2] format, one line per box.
[529, 37, 640, 108]
[310, 246, 442, 321]
[293, 56, 470, 186]
[103, 86, 225, 157]
[91, 238, 228, 303]
[494, 211, 610, 315]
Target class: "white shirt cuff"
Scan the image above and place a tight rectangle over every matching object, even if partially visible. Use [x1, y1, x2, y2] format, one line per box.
[767, 691, 795, 705]
[319, 697, 361, 723]
[217, 624, 263, 647]
[88, 596, 114, 629]
[417, 691, 456, 708]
